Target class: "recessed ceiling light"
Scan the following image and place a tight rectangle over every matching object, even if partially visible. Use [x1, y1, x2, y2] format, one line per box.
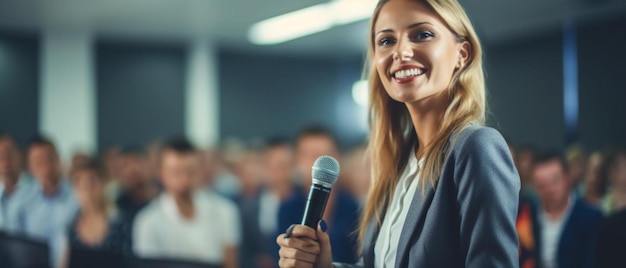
[249, 0, 376, 45]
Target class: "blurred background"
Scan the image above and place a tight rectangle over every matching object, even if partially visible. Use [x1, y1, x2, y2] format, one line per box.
[1, 0, 626, 267]
[0, 0, 625, 158]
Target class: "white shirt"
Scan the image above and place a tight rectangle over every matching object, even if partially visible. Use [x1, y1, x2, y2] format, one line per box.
[133, 190, 241, 264]
[374, 152, 422, 268]
[539, 194, 574, 268]
[258, 190, 279, 236]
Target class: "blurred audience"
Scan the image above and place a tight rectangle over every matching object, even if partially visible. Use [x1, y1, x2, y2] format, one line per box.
[3, 126, 626, 268]
[516, 145, 538, 201]
[237, 137, 295, 268]
[596, 206, 626, 267]
[277, 125, 360, 264]
[5, 136, 79, 267]
[212, 138, 245, 198]
[601, 148, 626, 215]
[565, 144, 586, 195]
[133, 138, 240, 267]
[341, 144, 370, 205]
[531, 152, 602, 268]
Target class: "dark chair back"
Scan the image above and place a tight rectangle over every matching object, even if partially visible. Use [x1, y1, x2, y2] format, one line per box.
[0, 231, 50, 268]
[125, 257, 222, 268]
[68, 247, 125, 268]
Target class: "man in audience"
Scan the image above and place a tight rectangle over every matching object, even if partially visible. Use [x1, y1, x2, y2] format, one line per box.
[596, 205, 626, 267]
[115, 146, 158, 224]
[6, 136, 79, 242]
[531, 152, 602, 268]
[133, 138, 240, 267]
[238, 137, 294, 268]
[277, 125, 360, 264]
[0, 133, 33, 228]
[516, 145, 538, 201]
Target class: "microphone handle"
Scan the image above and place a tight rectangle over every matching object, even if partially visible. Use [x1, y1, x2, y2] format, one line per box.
[301, 183, 331, 229]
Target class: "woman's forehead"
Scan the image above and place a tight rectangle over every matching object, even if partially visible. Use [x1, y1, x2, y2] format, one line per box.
[374, 0, 441, 32]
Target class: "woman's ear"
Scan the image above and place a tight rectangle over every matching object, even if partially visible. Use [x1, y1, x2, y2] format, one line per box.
[456, 41, 470, 69]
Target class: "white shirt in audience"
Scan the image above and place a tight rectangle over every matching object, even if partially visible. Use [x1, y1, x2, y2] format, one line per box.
[133, 190, 241, 264]
[539, 194, 574, 268]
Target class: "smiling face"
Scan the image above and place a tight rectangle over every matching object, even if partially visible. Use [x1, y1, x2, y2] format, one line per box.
[373, 0, 468, 105]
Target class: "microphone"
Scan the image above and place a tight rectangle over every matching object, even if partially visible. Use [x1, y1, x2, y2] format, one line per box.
[285, 155, 340, 236]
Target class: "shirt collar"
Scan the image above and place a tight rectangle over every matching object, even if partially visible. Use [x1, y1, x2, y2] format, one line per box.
[33, 179, 70, 200]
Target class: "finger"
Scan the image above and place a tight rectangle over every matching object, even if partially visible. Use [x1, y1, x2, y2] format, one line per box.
[279, 257, 314, 268]
[277, 236, 320, 255]
[279, 247, 318, 264]
[315, 220, 333, 268]
[286, 224, 318, 241]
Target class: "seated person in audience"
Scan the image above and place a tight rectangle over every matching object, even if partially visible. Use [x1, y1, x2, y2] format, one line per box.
[7, 136, 79, 241]
[583, 151, 606, 207]
[601, 148, 626, 215]
[58, 159, 131, 266]
[596, 206, 626, 267]
[237, 137, 294, 268]
[531, 152, 602, 268]
[133, 138, 240, 267]
[277, 126, 361, 264]
[0, 133, 33, 228]
[115, 147, 158, 224]
[233, 148, 266, 268]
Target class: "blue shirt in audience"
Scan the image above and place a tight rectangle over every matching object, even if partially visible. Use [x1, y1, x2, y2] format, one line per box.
[7, 179, 79, 242]
[0, 173, 34, 229]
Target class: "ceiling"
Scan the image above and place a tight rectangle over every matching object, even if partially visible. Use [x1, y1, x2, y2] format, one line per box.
[0, 0, 625, 59]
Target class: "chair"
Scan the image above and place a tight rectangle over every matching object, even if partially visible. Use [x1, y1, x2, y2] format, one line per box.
[0, 231, 50, 268]
[68, 247, 125, 268]
[125, 257, 222, 268]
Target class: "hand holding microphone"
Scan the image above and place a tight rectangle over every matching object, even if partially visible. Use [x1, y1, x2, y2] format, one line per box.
[277, 155, 339, 268]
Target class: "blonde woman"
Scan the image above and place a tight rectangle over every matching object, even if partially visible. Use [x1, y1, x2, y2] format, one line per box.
[276, 0, 520, 267]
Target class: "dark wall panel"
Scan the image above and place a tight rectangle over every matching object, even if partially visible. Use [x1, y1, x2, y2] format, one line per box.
[485, 33, 564, 150]
[96, 41, 186, 150]
[578, 17, 626, 151]
[0, 32, 39, 147]
[218, 51, 363, 147]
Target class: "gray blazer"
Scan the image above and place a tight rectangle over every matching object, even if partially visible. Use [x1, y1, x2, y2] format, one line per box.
[336, 123, 520, 268]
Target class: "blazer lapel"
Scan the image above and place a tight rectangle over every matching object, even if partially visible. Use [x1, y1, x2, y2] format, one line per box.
[394, 180, 436, 267]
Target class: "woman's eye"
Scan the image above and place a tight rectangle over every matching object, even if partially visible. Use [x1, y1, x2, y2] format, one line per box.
[414, 31, 435, 40]
[378, 38, 396, 47]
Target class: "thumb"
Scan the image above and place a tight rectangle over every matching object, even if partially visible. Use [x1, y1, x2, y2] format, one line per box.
[315, 220, 333, 268]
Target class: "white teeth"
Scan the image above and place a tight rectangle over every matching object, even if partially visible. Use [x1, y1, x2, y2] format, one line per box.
[394, 68, 424, 79]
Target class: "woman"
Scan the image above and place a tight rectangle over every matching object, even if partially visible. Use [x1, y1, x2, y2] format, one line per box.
[276, 0, 520, 267]
[58, 159, 131, 267]
[602, 149, 626, 215]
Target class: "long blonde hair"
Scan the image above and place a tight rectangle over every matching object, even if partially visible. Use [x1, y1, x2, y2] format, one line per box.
[359, 0, 486, 243]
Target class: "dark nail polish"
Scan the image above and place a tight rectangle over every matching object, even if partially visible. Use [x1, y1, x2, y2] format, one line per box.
[320, 220, 327, 232]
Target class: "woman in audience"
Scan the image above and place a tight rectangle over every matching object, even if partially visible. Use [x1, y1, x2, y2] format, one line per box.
[59, 159, 130, 266]
[602, 148, 626, 215]
[583, 151, 606, 207]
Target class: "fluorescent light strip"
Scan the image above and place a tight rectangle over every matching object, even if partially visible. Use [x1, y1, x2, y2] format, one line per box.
[249, 0, 376, 45]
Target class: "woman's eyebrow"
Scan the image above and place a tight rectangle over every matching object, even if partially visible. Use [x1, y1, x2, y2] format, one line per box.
[376, 21, 432, 36]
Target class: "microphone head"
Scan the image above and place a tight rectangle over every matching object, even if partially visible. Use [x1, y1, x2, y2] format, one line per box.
[311, 155, 340, 187]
